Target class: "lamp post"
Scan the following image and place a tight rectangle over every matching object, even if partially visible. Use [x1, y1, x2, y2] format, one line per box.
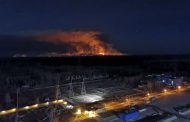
[15, 88, 19, 122]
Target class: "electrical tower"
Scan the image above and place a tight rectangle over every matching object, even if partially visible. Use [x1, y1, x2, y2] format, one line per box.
[69, 82, 74, 98]
[81, 78, 86, 95]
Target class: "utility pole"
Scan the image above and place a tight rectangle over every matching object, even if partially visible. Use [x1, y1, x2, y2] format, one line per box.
[55, 77, 62, 100]
[81, 78, 86, 95]
[49, 75, 61, 122]
[15, 88, 19, 122]
[5, 92, 11, 107]
[69, 77, 74, 98]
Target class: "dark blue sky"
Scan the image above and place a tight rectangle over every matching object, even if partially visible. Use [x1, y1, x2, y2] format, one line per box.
[0, 0, 190, 55]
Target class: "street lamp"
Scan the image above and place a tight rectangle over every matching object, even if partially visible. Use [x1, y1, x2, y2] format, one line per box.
[76, 109, 81, 115]
[177, 86, 181, 89]
[24, 106, 29, 110]
[63, 101, 67, 105]
[164, 89, 167, 93]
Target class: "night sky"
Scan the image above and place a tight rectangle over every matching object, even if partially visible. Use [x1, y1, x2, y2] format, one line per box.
[0, 0, 190, 56]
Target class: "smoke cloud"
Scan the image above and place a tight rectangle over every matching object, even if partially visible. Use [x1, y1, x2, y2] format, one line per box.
[0, 31, 123, 57]
[34, 31, 123, 56]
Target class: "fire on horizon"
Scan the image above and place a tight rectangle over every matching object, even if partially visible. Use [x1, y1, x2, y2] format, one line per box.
[34, 31, 123, 56]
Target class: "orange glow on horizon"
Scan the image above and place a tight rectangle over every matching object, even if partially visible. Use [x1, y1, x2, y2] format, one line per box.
[36, 31, 123, 56]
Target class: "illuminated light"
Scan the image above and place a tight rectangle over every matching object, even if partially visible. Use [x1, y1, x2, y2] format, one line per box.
[147, 93, 150, 96]
[76, 109, 81, 115]
[74, 94, 104, 103]
[1, 111, 6, 114]
[33, 104, 39, 108]
[58, 99, 64, 103]
[99, 52, 105, 55]
[177, 86, 181, 89]
[164, 89, 167, 93]
[63, 101, 67, 105]
[88, 111, 96, 118]
[53, 100, 58, 103]
[65, 105, 73, 109]
[45, 102, 49, 105]
[10, 108, 16, 112]
[84, 110, 89, 115]
[24, 106, 30, 109]
[88, 111, 93, 115]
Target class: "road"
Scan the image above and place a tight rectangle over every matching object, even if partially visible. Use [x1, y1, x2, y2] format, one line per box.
[0, 99, 68, 116]
[102, 85, 190, 111]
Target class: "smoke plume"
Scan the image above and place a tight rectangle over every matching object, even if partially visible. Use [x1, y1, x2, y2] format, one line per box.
[35, 31, 122, 56]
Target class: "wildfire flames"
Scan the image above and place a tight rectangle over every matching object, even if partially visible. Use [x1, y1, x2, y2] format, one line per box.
[35, 31, 123, 56]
